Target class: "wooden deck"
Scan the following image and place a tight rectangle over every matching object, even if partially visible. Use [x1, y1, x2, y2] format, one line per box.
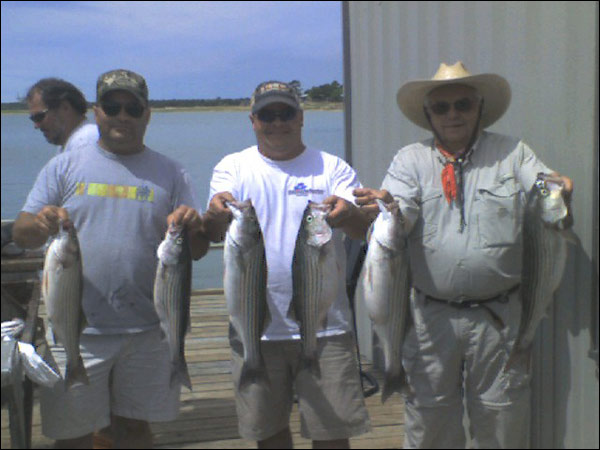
[2, 292, 405, 449]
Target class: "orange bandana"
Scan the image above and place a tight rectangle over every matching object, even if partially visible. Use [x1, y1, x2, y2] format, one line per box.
[437, 144, 464, 204]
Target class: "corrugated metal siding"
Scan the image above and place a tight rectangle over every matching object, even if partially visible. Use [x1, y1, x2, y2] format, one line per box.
[344, 1, 599, 448]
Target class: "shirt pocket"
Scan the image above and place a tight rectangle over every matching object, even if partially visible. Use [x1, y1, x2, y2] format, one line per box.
[475, 177, 522, 248]
[409, 191, 442, 251]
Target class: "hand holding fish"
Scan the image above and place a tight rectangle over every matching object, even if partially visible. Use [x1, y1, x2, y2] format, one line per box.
[322, 195, 372, 240]
[13, 205, 71, 249]
[353, 188, 394, 220]
[36, 205, 71, 237]
[168, 205, 209, 260]
[203, 191, 237, 242]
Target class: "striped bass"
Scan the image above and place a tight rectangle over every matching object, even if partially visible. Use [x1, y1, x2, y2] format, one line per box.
[154, 223, 192, 390]
[291, 201, 339, 375]
[505, 173, 571, 370]
[42, 221, 89, 389]
[361, 200, 410, 403]
[223, 200, 269, 389]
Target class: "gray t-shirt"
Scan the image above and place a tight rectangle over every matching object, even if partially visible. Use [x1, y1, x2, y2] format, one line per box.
[23, 143, 198, 334]
[381, 131, 551, 301]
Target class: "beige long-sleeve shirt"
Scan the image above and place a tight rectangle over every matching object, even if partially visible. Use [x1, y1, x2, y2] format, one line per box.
[381, 131, 551, 301]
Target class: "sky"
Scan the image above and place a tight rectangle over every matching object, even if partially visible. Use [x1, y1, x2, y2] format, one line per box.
[0, 1, 343, 102]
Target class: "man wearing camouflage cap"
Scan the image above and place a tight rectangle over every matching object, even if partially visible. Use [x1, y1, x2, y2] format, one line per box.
[14, 69, 210, 448]
[203, 81, 372, 448]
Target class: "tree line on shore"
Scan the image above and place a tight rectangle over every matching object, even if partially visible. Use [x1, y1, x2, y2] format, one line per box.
[1, 81, 343, 111]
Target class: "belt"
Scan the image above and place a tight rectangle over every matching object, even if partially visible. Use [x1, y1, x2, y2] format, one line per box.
[422, 284, 520, 329]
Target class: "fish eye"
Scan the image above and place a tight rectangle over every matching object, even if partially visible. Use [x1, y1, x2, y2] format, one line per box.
[306, 215, 313, 223]
[176, 238, 183, 245]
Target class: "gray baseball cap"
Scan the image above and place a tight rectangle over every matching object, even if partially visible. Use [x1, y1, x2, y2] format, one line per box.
[96, 69, 149, 105]
[250, 81, 301, 114]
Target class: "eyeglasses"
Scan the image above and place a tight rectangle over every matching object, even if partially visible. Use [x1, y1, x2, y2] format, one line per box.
[255, 107, 297, 123]
[427, 97, 479, 115]
[29, 109, 49, 124]
[100, 101, 145, 118]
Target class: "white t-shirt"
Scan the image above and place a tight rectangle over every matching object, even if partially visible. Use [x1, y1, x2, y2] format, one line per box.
[209, 145, 362, 340]
[60, 122, 98, 154]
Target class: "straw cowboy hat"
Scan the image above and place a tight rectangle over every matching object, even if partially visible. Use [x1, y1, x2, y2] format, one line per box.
[396, 62, 511, 130]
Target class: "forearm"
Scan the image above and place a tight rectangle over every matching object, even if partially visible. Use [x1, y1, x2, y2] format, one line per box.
[339, 207, 373, 240]
[200, 212, 230, 243]
[188, 228, 211, 260]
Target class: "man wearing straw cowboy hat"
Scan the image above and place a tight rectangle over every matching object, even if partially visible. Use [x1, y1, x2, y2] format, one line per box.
[354, 62, 573, 448]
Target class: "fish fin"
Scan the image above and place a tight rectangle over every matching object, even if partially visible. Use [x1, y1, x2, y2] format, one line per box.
[561, 228, 581, 247]
[381, 370, 408, 404]
[300, 355, 321, 378]
[504, 348, 531, 373]
[65, 355, 89, 390]
[51, 328, 59, 346]
[286, 298, 298, 323]
[78, 310, 87, 335]
[172, 360, 192, 391]
[238, 363, 270, 391]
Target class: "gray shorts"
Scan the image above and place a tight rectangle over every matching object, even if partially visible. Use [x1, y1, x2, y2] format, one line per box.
[40, 327, 181, 440]
[230, 330, 371, 441]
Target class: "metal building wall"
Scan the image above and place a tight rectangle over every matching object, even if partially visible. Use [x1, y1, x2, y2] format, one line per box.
[343, 1, 599, 448]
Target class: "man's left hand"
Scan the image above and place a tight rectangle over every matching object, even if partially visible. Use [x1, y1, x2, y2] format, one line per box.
[322, 195, 371, 240]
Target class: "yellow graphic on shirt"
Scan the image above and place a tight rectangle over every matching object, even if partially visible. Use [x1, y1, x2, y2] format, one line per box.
[76, 182, 154, 202]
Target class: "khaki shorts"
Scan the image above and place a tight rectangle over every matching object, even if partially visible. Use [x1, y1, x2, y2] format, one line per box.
[40, 327, 181, 440]
[230, 330, 371, 441]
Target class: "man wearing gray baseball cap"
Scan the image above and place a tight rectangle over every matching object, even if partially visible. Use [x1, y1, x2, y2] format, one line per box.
[14, 68, 209, 448]
[203, 80, 372, 448]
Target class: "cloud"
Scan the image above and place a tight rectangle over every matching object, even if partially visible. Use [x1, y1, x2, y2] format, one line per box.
[1, 1, 342, 101]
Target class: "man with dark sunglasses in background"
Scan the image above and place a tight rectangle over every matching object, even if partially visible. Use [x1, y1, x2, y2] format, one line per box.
[25, 77, 98, 154]
[13, 69, 209, 448]
[203, 81, 372, 449]
[354, 62, 573, 448]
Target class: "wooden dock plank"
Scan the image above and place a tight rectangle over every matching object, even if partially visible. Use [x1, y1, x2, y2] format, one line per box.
[2, 291, 405, 448]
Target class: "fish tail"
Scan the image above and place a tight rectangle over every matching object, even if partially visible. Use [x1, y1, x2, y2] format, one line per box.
[65, 355, 89, 390]
[381, 370, 408, 404]
[238, 363, 270, 391]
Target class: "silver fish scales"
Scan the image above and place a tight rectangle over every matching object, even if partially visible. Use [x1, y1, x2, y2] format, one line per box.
[224, 200, 269, 389]
[505, 173, 570, 370]
[154, 223, 192, 390]
[291, 201, 339, 375]
[42, 221, 89, 389]
[361, 200, 410, 402]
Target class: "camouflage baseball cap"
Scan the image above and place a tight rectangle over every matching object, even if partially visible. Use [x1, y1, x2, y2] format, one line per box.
[251, 81, 301, 114]
[96, 69, 149, 105]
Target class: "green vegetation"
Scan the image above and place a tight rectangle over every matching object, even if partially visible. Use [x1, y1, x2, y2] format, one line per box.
[1, 81, 344, 112]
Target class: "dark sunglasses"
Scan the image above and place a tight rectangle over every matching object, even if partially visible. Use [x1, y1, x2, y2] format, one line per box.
[256, 107, 297, 123]
[101, 101, 145, 118]
[427, 97, 479, 115]
[29, 108, 49, 124]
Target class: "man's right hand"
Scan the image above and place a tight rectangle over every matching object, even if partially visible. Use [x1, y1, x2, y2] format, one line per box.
[201, 192, 237, 242]
[12, 206, 70, 249]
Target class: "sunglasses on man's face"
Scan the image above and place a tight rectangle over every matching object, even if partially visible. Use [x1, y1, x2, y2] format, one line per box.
[100, 101, 145, 119]
[29, 109, 49, 124]
[427, 97, 479, 116]
[256, 107, 297, 123]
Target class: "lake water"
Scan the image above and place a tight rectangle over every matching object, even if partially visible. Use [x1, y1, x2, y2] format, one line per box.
[1, 110, 344, 289]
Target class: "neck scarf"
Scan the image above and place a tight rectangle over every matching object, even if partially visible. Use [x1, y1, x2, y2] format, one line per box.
[436, 143, 468, 232]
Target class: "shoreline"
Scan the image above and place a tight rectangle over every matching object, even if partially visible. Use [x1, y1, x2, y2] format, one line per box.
[0, 101, 343, 114]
